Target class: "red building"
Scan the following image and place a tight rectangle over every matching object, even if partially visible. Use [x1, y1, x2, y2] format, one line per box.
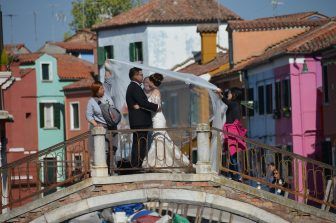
[63, 78, 93, 139]
[5, 58, 38, 163]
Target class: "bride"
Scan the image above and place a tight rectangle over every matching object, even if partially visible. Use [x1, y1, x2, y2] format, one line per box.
[135, 73, 191, 171]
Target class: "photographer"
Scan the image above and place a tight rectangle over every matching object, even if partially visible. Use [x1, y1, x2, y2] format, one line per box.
[217, 87, 247, 181]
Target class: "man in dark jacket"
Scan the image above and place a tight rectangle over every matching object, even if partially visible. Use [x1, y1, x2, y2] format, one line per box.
[126, 67, 159, 168]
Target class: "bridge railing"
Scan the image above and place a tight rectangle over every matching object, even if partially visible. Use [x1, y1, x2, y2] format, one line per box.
[215, 127, 336, 211]
[0, 127, 197, 212]
[0, 131, 91, 211]
[105, 127, 195, 174]
[1, 125, 335, 213]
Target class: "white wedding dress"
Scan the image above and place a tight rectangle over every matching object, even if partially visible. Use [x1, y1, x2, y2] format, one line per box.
[142, 91, 191, 171]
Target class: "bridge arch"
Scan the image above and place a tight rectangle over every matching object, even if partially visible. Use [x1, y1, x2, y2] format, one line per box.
[31, 188, 289, 223]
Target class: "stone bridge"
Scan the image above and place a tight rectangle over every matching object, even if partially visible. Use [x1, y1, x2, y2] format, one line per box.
[1, 125, 336, 222]
[1, 173, 335, 223]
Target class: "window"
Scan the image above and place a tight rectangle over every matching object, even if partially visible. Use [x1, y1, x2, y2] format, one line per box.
[41, 63, 51, 81]
[265, 84, 273, 114]
[323, 65, 329, 103]
[282, 79, 291, 108]
[170, 93, 178, 126]
[43, 157, 57, 195]
[72, 153, 83, 175]
[129, 42, 143, 62]
[39, 103, 61, 129]
[190, 92, 199, 125]
[275, 81, 281, 110]
[70, 102, 80, 130]
[241, 87, 246, 117]
[258, 85, 264, 115]
[104, 45, 114, 60]
[248, 88, 254, 116]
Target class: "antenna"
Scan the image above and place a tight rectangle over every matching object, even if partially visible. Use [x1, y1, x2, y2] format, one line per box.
[271, 0, 284, 16]
[33, 11, 37, 42]
[4, 13, 17, 43]
[49, 3, 59, 41]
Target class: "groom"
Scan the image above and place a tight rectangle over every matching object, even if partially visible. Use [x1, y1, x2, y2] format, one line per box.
[126, 67, 159, 168]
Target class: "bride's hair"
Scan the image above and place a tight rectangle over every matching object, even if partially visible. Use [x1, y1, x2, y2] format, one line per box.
[149, 73, 164, 87]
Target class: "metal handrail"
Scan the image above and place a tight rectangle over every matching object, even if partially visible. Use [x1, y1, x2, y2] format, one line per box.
[0, 131, 90, 172]
[1, 126, 335, 213]
[213, 127, 336, 171]
[215, 126, 336, 211]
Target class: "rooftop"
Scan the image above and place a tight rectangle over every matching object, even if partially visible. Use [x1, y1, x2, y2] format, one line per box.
[215, 20, 336, 77]
[17, 53, 95, 80]
[178, 52, 228, 76]
[93, 0, 241, 30]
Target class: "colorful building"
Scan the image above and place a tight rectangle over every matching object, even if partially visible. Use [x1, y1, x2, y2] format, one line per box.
[63, 78, 94, 139]
[38, 29, 97, 64]
[5, 53, 94, 156]
[211, 12, 330, 130]
[216, 20, 335, 162]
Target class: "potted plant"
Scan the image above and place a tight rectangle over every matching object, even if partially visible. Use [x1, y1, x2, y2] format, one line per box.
[0, 49, 9, 71]
[282, 107, 291, 118]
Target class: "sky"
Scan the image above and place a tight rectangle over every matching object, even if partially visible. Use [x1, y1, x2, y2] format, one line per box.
[1, 0, 336, 52]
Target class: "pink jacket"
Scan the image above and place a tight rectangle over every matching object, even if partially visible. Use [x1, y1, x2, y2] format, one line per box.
[223, 120, 247, 156]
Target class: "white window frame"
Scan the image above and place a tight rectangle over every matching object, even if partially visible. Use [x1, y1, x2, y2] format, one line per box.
[70, 102, 80, 130]
[44, 103, 54, 128]
[40, 62, 53, 81]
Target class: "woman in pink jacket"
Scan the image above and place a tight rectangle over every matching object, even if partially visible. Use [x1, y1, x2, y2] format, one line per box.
[220, 87, 247, 181]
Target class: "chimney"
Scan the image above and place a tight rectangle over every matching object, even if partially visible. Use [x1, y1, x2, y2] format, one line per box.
[197, 24, 218, 64]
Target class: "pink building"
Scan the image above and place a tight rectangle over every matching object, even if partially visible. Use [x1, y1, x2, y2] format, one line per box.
[236, 21, 334, 161]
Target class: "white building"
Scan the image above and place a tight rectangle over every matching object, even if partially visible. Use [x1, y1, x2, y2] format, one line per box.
[93, 0, 240, 76]
[92, 0, 241, 128]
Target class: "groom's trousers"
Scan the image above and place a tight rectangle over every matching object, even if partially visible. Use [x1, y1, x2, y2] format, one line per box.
[131, 129, 150, 168]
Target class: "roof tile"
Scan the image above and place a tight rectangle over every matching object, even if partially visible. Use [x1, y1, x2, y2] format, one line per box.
[93, 0, 241, 30]
[52, 54, 95, 80]
[228, 18, 329, 31]
[52, 42, 96, 51]
[63, 77, 94, 91]
[18, 53, 95, 79]
[216, 21, 336, 77]
[178, 52, 228, 75]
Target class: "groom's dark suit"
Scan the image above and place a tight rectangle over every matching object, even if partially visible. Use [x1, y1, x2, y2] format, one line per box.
[126, 81, 158, 167]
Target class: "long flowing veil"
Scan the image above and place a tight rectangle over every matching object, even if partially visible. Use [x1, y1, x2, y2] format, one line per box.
[105, 59, 227, 172]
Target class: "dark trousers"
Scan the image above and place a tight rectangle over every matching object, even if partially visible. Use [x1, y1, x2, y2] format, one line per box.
[131, 130, 149, 168]
[229, 153, 240, 181]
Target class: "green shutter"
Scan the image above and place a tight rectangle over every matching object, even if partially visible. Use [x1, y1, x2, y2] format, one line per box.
[137, 42, 143, 61]
[39, 103, 45, 128]
[53, 103, 61, 129]
[97, 47, 105, 66]
[129, 43, 135, 62]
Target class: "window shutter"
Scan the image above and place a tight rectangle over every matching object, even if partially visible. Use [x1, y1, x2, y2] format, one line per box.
[137, 42, 143, 61]
[129, 43, 135, 62]
[97, 47, 105, 66]
[39, 103, 45, 128]
[258, 86, 265, 115]
[53, 103, 61, 129]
